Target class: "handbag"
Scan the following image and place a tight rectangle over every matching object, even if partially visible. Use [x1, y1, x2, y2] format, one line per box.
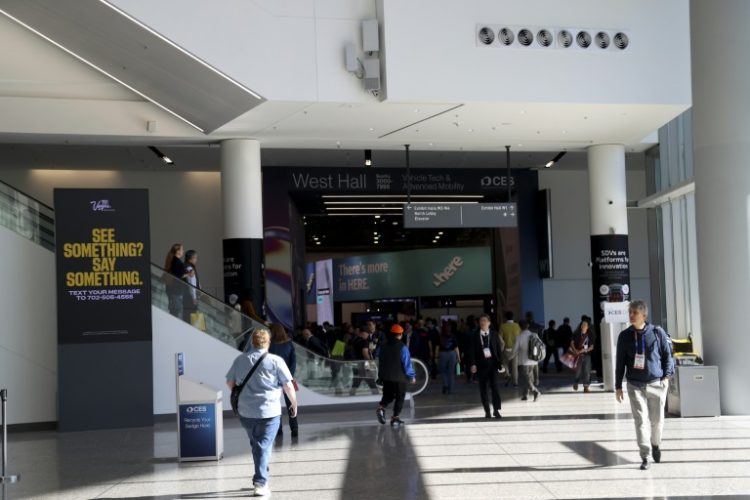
[230, 352, 267, 416]
[190, 312, 207, 331]
[561, 348, 581, 370]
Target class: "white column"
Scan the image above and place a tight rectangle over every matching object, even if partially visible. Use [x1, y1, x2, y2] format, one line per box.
[588, 144, 628, 236]
[691, 0, 750, 414]
[221, 139, 263, 239]
[588, 144, 629, 391]
[220, 139, 265, 315]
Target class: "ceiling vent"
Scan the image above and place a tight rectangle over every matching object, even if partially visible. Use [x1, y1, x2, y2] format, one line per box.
[576, 31, 592, 48]
[613, 32, 629, 49]
[518, 29, 534, 46]
[475, 25, 629, 52]
[558, 30, 573, 47]
[595, 31, 610, 49]
[536, 29, 553, 47]
[478, 27, 495, 45]
[498, 27, 515, 46]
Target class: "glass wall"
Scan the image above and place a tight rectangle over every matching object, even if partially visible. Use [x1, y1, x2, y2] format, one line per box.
[645, 110, 702, 355]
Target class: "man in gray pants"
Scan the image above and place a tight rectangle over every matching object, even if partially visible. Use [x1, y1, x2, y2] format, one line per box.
[615, 300, 674, 470]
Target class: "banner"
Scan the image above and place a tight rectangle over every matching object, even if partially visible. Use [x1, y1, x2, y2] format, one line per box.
[333, 247, 492, 301]
[590, 234, 631, 328]
[55, 189, 151, 344]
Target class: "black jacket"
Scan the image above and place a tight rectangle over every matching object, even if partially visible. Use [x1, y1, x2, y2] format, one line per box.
[466, 329, 504, 373]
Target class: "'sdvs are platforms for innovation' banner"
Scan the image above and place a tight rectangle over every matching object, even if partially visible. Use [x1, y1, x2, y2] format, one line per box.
[55, 189, 151, 344]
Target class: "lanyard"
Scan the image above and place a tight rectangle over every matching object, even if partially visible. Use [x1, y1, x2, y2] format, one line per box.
[633, 330, 646, 353]
[481, 333, 489, 348]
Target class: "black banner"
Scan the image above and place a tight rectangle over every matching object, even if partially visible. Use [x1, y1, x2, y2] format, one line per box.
[223, 238, 264, 314]
[590, 234, 631, 328]
[55, 189, 152, 344]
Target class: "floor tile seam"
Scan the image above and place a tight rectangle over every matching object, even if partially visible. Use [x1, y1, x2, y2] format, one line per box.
[118, 471, 348, 485]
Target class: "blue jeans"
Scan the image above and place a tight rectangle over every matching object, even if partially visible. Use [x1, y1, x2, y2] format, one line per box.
[439, 351, 458, 393]
[239, 415, 280, 486]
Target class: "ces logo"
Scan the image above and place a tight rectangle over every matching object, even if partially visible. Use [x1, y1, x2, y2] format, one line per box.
[186, 406, 207, 413]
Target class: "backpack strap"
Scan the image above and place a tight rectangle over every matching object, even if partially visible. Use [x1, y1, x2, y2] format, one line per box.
[237, 352, 268, 394]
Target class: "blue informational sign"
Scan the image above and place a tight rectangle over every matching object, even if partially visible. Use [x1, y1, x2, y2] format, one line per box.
[177, 353, 184, 376]
[179, 403, 216, 458]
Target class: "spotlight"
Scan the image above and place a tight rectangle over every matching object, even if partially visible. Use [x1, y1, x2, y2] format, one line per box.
[148, 146, 174, 165]
[364, 149, 372, 167]
[544, 151, 567, 168]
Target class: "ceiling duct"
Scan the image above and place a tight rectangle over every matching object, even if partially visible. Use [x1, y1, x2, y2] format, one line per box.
[476, 24, 629, 52]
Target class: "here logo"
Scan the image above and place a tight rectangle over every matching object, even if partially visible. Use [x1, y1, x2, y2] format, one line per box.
[433, 256, 464, 287]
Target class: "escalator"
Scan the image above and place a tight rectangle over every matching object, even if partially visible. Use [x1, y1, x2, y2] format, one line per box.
[0, 179, 429, 409]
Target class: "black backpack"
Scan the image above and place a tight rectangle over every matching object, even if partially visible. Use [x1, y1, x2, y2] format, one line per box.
[528, 333, 546, 362]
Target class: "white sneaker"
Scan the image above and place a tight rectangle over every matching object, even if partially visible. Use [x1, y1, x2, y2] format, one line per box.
[254, 483, 270, 496]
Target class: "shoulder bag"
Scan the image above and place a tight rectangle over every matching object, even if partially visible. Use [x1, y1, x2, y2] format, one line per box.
[230, 352, 267, 416]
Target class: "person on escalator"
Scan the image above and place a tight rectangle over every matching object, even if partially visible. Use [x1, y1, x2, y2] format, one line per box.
[269, 323, 298, 438]
[376, 324, 416, 426]
[182, 250, 200, 325]
[163, 243, 190, 318]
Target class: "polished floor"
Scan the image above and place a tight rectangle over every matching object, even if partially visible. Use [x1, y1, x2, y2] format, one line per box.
[3, 373, 750, 500]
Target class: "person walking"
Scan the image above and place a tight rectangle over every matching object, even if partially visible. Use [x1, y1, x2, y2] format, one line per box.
[226, 329, 298, 497]
[467, 313, 505, 419]
[182, 249, 200, 324]
[542, 319, 562, 373]
[376, 324, 416, 426]
[511, 320, 542, 401]
[571, 319, 595, 392]
[615, 300, 674, 470]
[435, 321, 461, 394]
[268, 323, 298, 438]
[500, 311, 521, 386]
[350, 327, 379, 395]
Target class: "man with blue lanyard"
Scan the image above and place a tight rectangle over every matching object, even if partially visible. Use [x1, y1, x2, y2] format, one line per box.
[615, 300, 674, 470]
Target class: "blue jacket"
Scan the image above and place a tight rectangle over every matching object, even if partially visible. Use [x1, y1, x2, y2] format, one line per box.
[615, 323, 674, 390]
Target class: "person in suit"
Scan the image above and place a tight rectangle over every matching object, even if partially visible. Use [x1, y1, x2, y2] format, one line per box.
[466, 313, 505, 419]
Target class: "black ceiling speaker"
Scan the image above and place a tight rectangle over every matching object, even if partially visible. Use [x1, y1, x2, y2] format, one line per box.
[576, 31, 592, 48]
[537, 29, 553, 47]
[558, 30, 573, 48]
[614, 32, 629, 49]
[478, 27, 495, 45]
[518, 29, 534, 46]
[498, 27, 515, 46]
[595, 31, 610, 49]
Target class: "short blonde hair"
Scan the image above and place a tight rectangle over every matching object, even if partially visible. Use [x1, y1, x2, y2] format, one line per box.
[251, 328, 271, 348]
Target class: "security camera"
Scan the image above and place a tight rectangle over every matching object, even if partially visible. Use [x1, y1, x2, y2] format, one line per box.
[608, 200, 613, 205]
[587, 262, 593, 268]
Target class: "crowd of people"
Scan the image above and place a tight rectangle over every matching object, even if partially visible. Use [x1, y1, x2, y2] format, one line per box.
[226, 300, 673, 496]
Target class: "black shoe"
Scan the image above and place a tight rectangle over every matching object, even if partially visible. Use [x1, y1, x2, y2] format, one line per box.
[390, 416, 404, 426]
[493, 410, 501, 419]
[533, 390, 540, 402]
[652, 446, 661, 463]
[640, 458, 650, 470]
[376, 407, 386, 424]
[484, 411, 492, 419]
[521, 396, 528, 401]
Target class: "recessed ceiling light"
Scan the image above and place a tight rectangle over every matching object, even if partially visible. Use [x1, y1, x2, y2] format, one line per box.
[468, 128, 474, 133]
[518, 143, 523, 147]
[438, 231, 444, 235]
[374, 215, 381, 219]
[432, 240, 437, 243]
[392, 221, 398, 225]
[369, 127, 375, 131]
[316, 241, 321, 245]
[373, 231, 378, 235]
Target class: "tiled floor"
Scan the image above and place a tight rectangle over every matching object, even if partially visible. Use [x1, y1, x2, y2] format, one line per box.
[3, 374, 750, 499]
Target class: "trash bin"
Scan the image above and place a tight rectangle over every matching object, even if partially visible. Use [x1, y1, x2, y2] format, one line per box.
[667, 365, 720, 417]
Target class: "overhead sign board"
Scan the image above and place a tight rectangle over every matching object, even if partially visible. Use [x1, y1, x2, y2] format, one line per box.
[404, 203, 517, 228]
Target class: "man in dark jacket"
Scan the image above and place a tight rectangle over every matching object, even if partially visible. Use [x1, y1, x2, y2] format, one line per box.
[467, 313, 505, 419]
[376, 324, 416, 426]
[615, 300, 675, 471]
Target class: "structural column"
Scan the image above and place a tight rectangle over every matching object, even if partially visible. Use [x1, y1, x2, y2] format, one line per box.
[221, 139, 265, 318]
[691, 0, 750, 414]
[588, 144, 630, 388]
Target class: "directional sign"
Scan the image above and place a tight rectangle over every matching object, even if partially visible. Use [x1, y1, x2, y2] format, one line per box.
[403, 203, 517, 228]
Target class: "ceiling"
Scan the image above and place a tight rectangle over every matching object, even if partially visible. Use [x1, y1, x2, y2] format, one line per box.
[0, 3, 667, 153]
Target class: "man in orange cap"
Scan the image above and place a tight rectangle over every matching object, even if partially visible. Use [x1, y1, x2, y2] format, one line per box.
[376, 323, 417, 426]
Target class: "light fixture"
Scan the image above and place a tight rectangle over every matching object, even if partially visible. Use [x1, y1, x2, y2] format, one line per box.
[438, 231, 444, 235]
[544, 151, 567, 168]
[364, 149, 372, 167]
[374, 215, 381, 219]
[148, 146, 174, 165]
